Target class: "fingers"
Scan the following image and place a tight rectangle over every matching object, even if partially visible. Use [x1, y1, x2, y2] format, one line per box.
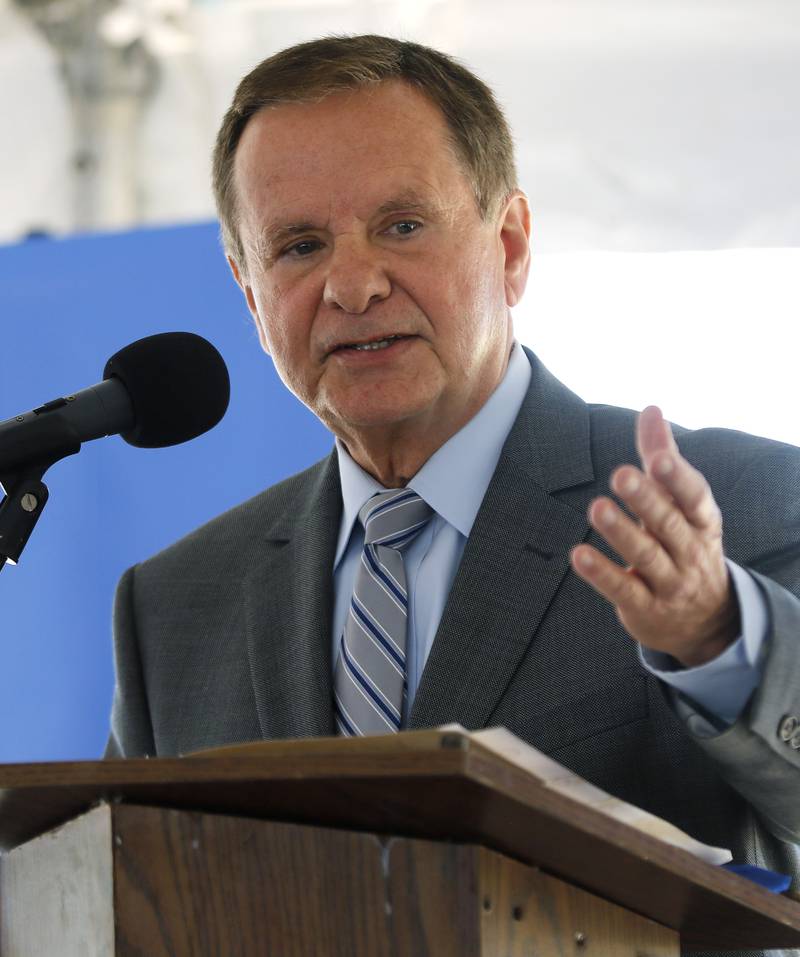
[635, 407, 721, 534]
[572, 406, 733, 663]
[576, 430, 723, 596]
[650, 457, 721, 533]
[632, 451, 721, 535]
[587, 495, 679, 592]
[571, 543, 651, 610]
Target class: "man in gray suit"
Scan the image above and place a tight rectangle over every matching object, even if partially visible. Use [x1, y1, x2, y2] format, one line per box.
[108, 35, 800, 954]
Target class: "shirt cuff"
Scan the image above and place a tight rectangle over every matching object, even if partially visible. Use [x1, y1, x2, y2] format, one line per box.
[639, 560, 768, 728]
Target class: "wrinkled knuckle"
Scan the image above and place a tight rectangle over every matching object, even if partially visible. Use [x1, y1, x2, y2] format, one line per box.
[685, 539, 706, 569]
[677, 572, 701, 606]
[657, 508, 683, 539]
[695, 493, 721, 527]
[616, 579, 640, 607]
[636, 540, 661, 569]
[688, 487, 707, 511]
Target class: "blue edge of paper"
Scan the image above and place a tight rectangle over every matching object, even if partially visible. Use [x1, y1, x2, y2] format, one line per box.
[723, 863, 792, 893]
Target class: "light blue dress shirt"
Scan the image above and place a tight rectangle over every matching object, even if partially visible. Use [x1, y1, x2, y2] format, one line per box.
[332, 342, 767, 729]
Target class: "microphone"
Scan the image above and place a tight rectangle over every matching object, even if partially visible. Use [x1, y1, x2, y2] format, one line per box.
[0, 332, 230, 474]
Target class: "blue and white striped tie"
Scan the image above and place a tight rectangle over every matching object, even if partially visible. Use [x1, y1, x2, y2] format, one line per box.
[334, 489, 433, 736]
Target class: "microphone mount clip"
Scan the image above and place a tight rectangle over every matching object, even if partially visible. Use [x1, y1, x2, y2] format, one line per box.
[0, 414, 82, 572]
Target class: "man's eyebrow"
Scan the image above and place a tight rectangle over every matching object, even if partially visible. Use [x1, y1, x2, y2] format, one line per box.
[255, 222, 317, 257]
[375, 193, 441, 216]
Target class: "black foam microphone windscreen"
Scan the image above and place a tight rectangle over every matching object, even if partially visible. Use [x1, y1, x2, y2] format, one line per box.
[103, 332, 230, 448]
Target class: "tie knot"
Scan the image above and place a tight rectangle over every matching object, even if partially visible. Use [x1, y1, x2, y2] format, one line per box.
[359, 489, 433, 549]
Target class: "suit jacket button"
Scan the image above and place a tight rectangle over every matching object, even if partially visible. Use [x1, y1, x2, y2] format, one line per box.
[791, 731, 800, 750]
[779, 716, 799, 741]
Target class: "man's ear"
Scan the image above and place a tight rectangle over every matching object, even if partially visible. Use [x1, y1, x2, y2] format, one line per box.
[228, 255, 270, 355]
[499, 192, 531, 308]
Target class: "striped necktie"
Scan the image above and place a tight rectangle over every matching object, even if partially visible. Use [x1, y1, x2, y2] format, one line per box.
[334, 489, 433, 736]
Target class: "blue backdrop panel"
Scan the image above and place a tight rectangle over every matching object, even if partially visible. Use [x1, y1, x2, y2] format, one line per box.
[0, 222, 333, 762]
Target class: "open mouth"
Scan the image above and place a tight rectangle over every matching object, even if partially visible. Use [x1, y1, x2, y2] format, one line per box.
[335, 334, 409, 353]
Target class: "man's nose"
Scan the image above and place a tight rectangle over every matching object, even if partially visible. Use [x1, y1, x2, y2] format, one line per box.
[322, 240, 391, 314]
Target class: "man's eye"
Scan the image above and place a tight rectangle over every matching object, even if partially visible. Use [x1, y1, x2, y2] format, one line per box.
[388, 220, 422, 237]
[283, 239, 322, 258]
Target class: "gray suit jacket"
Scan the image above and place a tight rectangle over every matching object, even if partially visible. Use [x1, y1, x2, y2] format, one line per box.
[108, 350, 800, 957]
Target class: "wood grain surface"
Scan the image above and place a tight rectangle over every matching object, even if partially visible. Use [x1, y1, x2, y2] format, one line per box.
[2, 803, 680, 956]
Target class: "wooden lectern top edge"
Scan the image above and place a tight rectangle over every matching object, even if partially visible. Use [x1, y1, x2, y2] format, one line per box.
[1, 728, 799, 948]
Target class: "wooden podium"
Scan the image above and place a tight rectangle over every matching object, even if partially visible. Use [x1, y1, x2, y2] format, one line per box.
[1, 729, 799, 956]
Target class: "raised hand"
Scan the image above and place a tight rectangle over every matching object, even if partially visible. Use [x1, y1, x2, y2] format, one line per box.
[570, 406, 739, 667]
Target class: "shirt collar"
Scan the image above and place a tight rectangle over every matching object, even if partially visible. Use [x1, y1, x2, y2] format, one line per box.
[334, 341, 531, 566]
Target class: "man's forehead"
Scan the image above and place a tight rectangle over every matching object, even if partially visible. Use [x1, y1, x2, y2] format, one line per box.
[234, 82, 459, 183]
[232, 82, 476, 249]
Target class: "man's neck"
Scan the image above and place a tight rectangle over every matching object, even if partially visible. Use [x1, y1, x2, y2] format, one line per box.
[338, 428, 449, 488]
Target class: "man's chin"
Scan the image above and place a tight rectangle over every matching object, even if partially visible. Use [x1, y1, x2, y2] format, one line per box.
[328, 405, 428, 435]
[317, 394, 440, 440]
[314, 372, 444, 434]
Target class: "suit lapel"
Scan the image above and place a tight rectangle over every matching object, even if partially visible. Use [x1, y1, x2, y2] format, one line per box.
[409, 350, 595, 730]
[243, 453, 341, 739]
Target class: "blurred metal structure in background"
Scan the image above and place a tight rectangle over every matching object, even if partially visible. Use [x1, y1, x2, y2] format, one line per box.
[12, 0, 168, 230]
